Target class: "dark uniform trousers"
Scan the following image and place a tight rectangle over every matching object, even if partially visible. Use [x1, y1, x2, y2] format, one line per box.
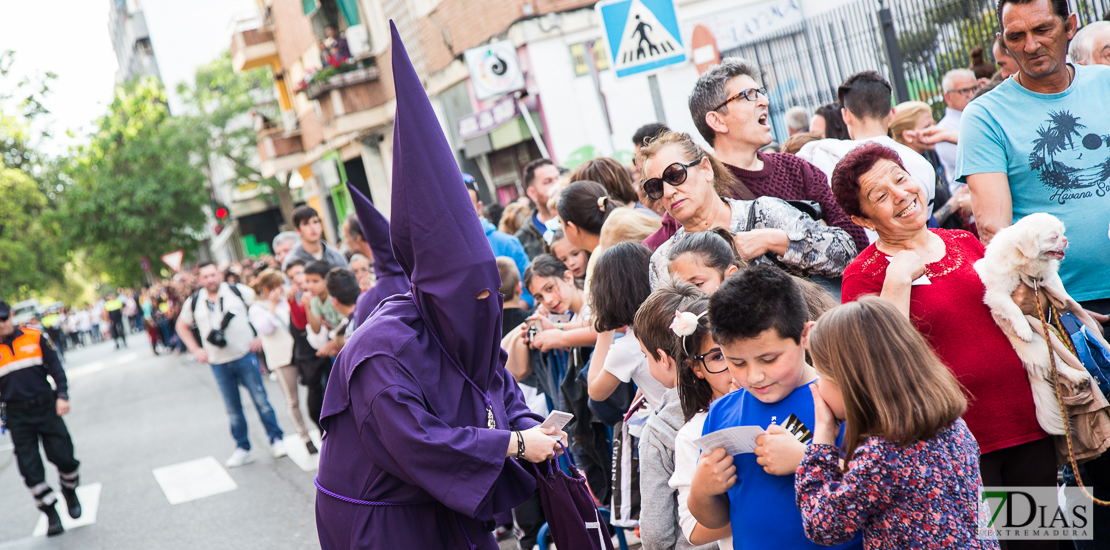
[7, 395, 81, 506]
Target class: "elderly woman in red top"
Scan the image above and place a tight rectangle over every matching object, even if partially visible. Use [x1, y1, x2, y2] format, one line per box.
[830, 143, 1052, 528]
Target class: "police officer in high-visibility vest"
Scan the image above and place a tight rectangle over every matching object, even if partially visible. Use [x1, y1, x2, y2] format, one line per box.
[0, 300, 81, 536]
[103, 292, 127, 350]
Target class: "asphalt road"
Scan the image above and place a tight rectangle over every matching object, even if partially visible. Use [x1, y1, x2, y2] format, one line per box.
[0, 337, 321, 550]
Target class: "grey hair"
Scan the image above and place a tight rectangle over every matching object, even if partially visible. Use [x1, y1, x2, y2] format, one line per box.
[688, 57, 761, 145]
[941, 68, 976, 92]
[1070, 21, 1110, 65]
[272, 231, 301, 250]
[349, 253, 371, 265]
[784, 106, 810, 132]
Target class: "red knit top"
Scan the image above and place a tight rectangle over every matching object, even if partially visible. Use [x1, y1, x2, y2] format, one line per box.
[841, 228, 1048, 455]
[641, 152, 869, 252]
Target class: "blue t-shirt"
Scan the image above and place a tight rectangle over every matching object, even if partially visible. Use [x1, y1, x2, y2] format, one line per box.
[956, 64, 1110, 302]
[702, 380, 861, 550]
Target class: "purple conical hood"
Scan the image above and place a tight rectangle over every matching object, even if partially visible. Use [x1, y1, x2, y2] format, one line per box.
[346, 181, 410, 326]
[389, 22, 504, 386]
[345, 182, 404, 279]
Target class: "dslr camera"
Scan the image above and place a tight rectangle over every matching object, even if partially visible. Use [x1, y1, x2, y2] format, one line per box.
[206, 311, 236, 348]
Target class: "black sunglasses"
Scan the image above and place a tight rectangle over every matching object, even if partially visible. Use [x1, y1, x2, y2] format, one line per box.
[643, 159, 702, 201]
[692, 347, 729, 374]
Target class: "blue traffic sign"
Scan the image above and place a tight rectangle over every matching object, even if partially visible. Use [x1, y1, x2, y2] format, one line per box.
[597, 0, 686, 78]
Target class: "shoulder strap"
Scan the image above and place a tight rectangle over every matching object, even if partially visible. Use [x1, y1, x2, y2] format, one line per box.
[227, 283, 245, 302]
[228, 284, 258, 336]
[189, 291, 201, 319]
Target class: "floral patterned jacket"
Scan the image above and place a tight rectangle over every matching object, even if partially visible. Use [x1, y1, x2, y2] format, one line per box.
[795, 418, 998, 549]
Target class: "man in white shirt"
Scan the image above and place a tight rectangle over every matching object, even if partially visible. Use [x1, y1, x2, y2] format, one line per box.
[934, 69, 979, 193]
[798, 71, 937, 240]
[176, 261, 286, 468]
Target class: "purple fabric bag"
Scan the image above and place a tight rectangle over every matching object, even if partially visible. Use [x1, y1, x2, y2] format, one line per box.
[526, 445, 616, 550]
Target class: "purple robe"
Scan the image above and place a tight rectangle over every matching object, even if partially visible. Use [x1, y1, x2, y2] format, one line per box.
[316, 296, 541, 549]
[316, 22, 542, 549]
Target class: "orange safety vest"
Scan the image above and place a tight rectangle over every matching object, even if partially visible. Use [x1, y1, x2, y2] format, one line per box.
[0, 328, 44, 379]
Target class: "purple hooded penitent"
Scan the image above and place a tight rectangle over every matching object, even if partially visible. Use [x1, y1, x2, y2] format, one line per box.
[315, 22, 541, 550]
[345, 182, 409, 327]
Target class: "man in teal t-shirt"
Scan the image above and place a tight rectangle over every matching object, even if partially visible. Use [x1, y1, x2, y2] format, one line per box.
[958, 0, 1110, 312]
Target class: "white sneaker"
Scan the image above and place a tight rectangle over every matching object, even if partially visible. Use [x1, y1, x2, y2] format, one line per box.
[270, 439, 287, 458]
[226, 448, 254, 468]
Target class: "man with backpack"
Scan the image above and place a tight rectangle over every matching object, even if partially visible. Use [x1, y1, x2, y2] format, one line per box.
[175, 261, 286, 468]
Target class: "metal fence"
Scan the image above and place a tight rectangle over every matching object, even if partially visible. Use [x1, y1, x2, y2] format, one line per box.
[722, 0, 1109, 141]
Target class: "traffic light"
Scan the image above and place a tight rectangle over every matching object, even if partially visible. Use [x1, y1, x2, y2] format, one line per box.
[215, 204, 230, 222]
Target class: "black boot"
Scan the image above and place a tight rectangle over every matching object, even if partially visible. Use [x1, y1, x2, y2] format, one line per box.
[61, 487, 82, 519]
[306, 440, 319, 455]
[40, 503, 64, 536]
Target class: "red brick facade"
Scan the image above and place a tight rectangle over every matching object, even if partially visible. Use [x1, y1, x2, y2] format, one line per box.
[418, 0, 598, 75]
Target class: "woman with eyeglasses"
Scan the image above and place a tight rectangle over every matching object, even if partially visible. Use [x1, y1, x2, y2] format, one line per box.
[633, 281, 735, 550]
[639, 130, 858, 289]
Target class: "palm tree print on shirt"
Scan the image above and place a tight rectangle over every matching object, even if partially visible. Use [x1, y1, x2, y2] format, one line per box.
[1028, 110, 1110, 204]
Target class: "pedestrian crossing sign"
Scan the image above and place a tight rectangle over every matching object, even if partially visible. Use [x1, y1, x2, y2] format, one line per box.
[597, 0, 685, 78]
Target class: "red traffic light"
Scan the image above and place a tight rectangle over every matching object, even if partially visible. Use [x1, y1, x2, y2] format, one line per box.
[215, 207, 228, 220]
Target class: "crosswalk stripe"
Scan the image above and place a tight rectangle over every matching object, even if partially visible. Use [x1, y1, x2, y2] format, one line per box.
[32, 482, 102, 536]
[152, 457, 238, 505]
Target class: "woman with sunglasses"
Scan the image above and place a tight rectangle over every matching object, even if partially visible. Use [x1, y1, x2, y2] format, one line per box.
[638, 131, 857, 289]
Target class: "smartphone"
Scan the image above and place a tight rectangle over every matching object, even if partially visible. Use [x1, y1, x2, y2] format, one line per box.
[539, 410, 573, 434]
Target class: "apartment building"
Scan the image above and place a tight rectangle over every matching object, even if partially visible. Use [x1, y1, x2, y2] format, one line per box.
[233, 0, 809, 244]
[109, 0, 162, 84]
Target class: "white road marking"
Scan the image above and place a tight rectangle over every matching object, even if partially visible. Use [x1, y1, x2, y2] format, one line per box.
[66, 352, 144, 380]
[32, 482, 102, 536]
[284, 430, 323, 472]
[152, 456, 238, 505]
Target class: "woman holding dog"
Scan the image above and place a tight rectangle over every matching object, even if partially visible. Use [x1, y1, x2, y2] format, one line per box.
[831, 143, 1054, 548]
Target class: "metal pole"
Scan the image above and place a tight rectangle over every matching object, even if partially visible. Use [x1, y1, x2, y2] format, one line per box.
[583, 40, 618, 157]
[647, 74, 667, 125]
[878, 1, 910, 103]
[515, 97, 550, 160]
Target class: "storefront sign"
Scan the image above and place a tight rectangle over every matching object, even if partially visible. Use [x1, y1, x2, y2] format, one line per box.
[681, 0, 803, 52]
[457, 96, 519, 140]
[464, 40, 526, 100]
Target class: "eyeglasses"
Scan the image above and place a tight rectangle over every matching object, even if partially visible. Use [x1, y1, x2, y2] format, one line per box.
[352, 266, 372, 275]
[692, 347, 730, 374]
[642, 159, 702, 201]
[713, 87, 768, 111]
[947, 85, 980, 96]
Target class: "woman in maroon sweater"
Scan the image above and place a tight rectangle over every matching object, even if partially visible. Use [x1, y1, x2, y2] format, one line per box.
[830, 144, 1052, 545]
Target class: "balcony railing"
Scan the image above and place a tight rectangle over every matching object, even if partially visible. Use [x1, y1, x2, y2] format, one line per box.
[231, 20, 278, 72]
[303, 65, 380, 101]
[257, 128, 306, 178]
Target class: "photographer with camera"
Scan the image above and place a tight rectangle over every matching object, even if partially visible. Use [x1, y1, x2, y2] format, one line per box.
[175, 262, 286, 468]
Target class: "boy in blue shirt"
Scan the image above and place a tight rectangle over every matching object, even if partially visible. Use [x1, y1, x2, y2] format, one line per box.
[689, 267, 861, 550]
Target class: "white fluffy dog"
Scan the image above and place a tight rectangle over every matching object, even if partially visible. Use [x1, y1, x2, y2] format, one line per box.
[975, 212, 1090, 435]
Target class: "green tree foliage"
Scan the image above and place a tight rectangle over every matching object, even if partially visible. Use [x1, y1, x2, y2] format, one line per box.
[57, 78, 209, 286]
[0, 50, 67, 299]
[0, 165, 65, 298]
[176, 53, 296, 225]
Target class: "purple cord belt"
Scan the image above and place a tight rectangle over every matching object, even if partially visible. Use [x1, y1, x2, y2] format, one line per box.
[314, 476, 479, 549]
[314, 476, 411, 506]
